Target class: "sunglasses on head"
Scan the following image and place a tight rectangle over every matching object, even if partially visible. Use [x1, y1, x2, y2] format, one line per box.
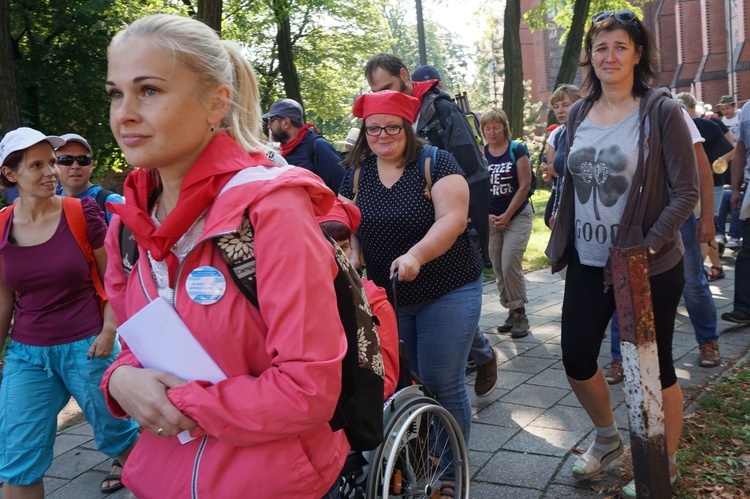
[57, 154, 92, 167]
[592, 10, 637, 24]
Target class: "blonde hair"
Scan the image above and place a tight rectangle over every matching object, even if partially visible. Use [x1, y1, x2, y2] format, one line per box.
[675, 92, 697, 110]
[549, 84, 582, 107]
[109, 14, 266, 154]
[479, 108, 510, 142]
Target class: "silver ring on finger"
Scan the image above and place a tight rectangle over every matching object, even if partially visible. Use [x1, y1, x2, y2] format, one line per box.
[155, 427, 164, 436]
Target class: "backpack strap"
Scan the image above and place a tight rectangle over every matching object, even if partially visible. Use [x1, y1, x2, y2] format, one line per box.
[307, 132, 323, 166]
[351, 156, 369, 204]
[509, 140, 518, 165]
[418, 144, 439, 200]
[217, 212, 260, 308]
[94, 188, 115, 218]
[119, 224, 139, 277]
[0, 205, 16, 246]
[61, 197, 107, 303]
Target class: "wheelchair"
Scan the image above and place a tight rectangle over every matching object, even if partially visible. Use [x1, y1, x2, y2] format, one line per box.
[339, 384, 470, 498]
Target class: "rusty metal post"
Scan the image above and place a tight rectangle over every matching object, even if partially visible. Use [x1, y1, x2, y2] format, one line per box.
[609, 246, 672, 499]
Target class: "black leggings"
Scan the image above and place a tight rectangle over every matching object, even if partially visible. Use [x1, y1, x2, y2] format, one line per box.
[561, 250, 684, 389]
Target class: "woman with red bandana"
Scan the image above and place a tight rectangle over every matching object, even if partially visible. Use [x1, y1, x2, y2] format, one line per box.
[100, 14, 348, 498]
[340, 90, 483, 498]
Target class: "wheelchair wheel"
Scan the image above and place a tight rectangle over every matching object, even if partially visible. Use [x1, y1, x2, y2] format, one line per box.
[366, 401, 470, 498]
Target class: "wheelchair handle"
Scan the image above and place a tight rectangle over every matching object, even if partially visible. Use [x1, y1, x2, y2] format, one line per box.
[391, 270, 399, 314]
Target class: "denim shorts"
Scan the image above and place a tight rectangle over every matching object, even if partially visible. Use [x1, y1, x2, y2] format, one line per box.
[0, 335, 140, 485]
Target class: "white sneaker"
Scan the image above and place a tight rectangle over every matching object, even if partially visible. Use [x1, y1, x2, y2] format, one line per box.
[726, 237, 741, 249]
[715, 234, 727, 244]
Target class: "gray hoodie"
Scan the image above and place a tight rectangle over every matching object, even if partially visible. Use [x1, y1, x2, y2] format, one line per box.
[546, 87, 700, 286]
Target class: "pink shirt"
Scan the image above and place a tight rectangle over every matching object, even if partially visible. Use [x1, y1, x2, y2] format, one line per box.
[1, 196, 106, 346]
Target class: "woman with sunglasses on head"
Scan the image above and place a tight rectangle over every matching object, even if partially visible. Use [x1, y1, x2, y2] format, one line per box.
[340, 90, 484, 498]
[100, 14, 349, 498]
[0, 128, 140, 498]
[546, 10, 698, 496]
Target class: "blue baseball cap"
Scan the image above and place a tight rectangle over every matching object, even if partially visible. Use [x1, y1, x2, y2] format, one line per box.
[411, 65, 442, 82]
[262, 98, 304, 123]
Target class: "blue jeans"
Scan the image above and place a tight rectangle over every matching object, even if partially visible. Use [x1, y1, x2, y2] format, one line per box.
[398, 275, 482, 448]
[717, 188, 741, 238]
[733, 218, 750, 314]
[611, 215, 718, 360]
[469, 328, 493, 365]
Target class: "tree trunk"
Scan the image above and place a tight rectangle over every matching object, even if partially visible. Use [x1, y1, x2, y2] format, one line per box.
[0, 0, 21, 129]
[502, 0, 523, 139]
[272, 1, 303, 108]
[198, 0, 223, 35]
[548, 0, 591, 123]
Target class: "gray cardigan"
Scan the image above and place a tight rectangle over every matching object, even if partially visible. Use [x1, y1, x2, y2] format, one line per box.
[545, 87, 699, 286]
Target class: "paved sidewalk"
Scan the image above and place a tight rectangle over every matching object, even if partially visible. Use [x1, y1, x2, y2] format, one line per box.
[1, 256, 747, 498]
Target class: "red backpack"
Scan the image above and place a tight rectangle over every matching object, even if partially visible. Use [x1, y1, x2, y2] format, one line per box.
[0, 197, 107, 304]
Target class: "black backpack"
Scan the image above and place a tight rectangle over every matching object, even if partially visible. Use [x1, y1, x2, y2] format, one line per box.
[94, 187, 115, 224]
[508, 140, 536, 212]
[118, 211, 385, 451]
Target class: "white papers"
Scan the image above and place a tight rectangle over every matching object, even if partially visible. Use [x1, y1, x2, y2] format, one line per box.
[118, 297, 227, 443]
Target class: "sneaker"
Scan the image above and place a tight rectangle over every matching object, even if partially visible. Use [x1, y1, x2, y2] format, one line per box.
[496, 311, 516, 333]
[715, 233, 727, 244]
[622, 463, 679, 497]
[726, 237, 741, 249]
[474, 347, 498, 397]
[698, 342, 720, 367]
[510, 312, 530, 339]
[721, 310, 750, 325]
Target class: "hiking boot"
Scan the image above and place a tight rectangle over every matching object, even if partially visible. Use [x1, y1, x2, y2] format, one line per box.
[698, 342, 720, 368]
[510, 310, 530, 338]
[496, 311, 516, 333]
[721, 310, 750, 325]
[474, 347, 498, 397]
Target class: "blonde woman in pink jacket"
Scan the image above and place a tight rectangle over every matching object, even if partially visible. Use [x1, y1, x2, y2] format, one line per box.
[101, 14, 348, 498]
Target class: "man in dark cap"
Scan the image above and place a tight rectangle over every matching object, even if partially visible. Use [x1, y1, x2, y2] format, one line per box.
[263, 98, 345, 191]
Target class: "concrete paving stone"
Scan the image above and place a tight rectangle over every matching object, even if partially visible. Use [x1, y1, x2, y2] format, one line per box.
[475, 450, 560, 489]
[525, 368, 568, 390]
[61, 422, 94, 437]
[557, 391, 583, 407]
[544, 483, 615, 498]
[524, 343, 563, 361]
[471, 387, 511, 415]
[503, 426, 584, 457]
[496, 356, 557, 374]
[492, 342, 533, 363]
[719, 331, 750, 346]
[493, 370, 535, 391]
[468, 423, 519, 453]
[46, 449, 109, 480]
[474, 401, 544, 428]
[469, 481, 541, 498]
[526, 272, 562, 284]
[53, 434, 93, 459]
[469, 449, 493, 477]
[528, 405, 592, 433]
[46, 470, 116, 499]
[613, 402, 630, 430]
[500, 384, 568, 409]
[478, 313, 505, 330]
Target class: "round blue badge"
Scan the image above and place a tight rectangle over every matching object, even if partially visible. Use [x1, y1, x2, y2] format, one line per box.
[185, 266, 226, 305]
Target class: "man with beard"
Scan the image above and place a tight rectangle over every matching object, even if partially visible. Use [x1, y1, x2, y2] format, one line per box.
[263, 98, 345, 192]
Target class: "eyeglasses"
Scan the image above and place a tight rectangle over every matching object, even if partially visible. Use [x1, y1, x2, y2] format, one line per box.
[57, 154, 92, 167]
[592, 10, 637, 24]
[267, 116, 283, 125]
[365, 125, 405, 137]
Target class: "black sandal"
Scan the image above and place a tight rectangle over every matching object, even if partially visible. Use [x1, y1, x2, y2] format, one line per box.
[100, 459, 125, 494]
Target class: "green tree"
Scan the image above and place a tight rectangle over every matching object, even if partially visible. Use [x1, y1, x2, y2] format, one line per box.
[503, 0, 523, 141]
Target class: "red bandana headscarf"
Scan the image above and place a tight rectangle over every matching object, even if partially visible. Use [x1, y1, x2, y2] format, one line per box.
[107, 132, 273, 284]
[316, 198, 361, 232]
[352, 90, 420, 123]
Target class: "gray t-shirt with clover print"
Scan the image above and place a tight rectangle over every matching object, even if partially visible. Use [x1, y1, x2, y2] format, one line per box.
[568, 108, 640, 267]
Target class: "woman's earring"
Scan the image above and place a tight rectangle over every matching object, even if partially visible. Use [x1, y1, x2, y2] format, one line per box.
[210, 120, 215, 133]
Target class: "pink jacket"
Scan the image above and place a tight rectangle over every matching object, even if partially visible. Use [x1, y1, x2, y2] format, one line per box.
[362, 279, 399, 400]
[101, 165, 350, 498]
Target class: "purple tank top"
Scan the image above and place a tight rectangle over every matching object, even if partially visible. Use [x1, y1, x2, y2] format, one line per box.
[1, 196, 106, 346]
